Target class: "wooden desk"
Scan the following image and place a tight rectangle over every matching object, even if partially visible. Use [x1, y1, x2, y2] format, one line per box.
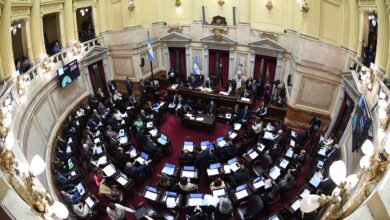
[182, 114, 216, 132]
[167, 87, 253, 109]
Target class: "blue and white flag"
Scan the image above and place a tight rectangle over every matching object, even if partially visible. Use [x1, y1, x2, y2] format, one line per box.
[192, 55, 200, 75]
[236, 61, 243, 89]
[147, 35, 154, 61]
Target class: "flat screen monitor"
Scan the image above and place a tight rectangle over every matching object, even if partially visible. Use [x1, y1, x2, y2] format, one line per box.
[351, 96, 372, 152]
[57, 59, 80, 88]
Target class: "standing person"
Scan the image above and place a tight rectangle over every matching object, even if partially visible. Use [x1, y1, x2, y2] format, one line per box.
[125, 77, 132, 96]
[264, 81, 272, 105]
[309, 116, 322, 144]
[106, 202, 135, 220]
[108, 80, 117, 96]
[139, 79, 147, 105]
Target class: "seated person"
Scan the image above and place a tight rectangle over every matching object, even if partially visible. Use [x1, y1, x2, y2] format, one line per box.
[196, 99, 204, 114]
[134, 117, 144, 132]
[195, 148, 215, 170]
[93, 169, 106, 188]
[72, 201, 91, 218]
[294, 149, 307, 165]
[106, 125, 119, 139]
[326, 144, 340, 161]
[178, 103, 194, 118]
[272, 96, 286, 107]
[205, 100, 217, 116]
[179, 149, 195, 164]
[99, 180, 123, 201]
[210, 178, 226, 191]
[204, 77, 215, 90]
[129, 94, 138, 106]
[108, 115, 121, 130]
[227, 80, 237, 94]
[277, 173, 295, 190]
[145, 138, 163, 153]
[241, 195, 263, 219]
[267, 144, 279, 159]
[256, 103, 267, 118]
[251, 117, 263, 135]
[113, 90, 123, 102]
[157, 174, 177, 191]
[187, 75, 199, 88]
[55, 171, 77, 188]
[168, 68, 177, 85]
[239, 105, 251, 124]
[124, 160, 151, 176]
[228, 104, 241, 125]
[230, 164, 250, 185]
[241, 89, 251, 99]
[168, 93, 179, 110]
[273, 129, 285, 145]
[178, 177, 197, 192]
[287, 163, 302, 178]
[175, 95, 186, 114]
[114, 147, 131, 167]
[214, 198, 233, 219]
[189, 206, 208, 220]
[219, 141, 237, 158]
[61, 188, 82, 204]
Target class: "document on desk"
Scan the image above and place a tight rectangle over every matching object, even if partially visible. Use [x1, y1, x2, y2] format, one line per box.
[219, 91, 229, 96]
[206, 169, 219, 176]
[253, 180, 265, 189]
[85, 197, 94, 208]
[230, 162, 240, 172]
[249, 151, 259, 159]
[217, 140, 227, 148]
[300, 189, 310, 198]
[290, 140, 295, 147]
[196, 117, 204, 121]
[144, 191, 158, 201]
[182, 171, 195, 178]
[318, 147, 326, 156]
[188, 198, 204, 206]
[212, 189, 225, 198]
[185, 113, 193, 118]
[291, 130, 297, 138]
[291, 199, 301, 211]
[166, 197, 177, 208]
[171, 84, 178, 89]
[103, 164, 116, 177]
[269, 166, 281, 180]
[233, 123, 242, 131]
[223, 165, 231, 174]
[116, 176, 128, 186]
[235, 190, 248, 200]
[263, 131, 274, 140]
[149, 129, 158, 137]
[119, 136, 128, 144]
[279, 159, 289, 169]
[241, 97, 250, 102]
[229, 132, 238, 139]
[97, 156, 107, 166]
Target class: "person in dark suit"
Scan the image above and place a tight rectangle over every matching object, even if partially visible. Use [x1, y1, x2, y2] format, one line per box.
[168, 68, 176, 85]
[241, 89, 251, 99]
[256, 102, 267, 119]
[188, 75, 198, 88]
[231, 164, 250, 185]
[277, 173, 295, 190]
[196, 99, 204, 114]
[125, 77, 132, 95]
[273, 130, 285, 145]
[124, 161, 150, 177]
[204, 77, 215, 90]
[219, 141, 237, 158]
[326, 144, 340, 161]
[55, 171, 76, 188]
[295, 149, 307, 165]
[268, 144, 279, 159]
[114, 147, 131, 167]
[195, 148, 213, 170]
[229, 104, 241, 125]
[239, 105, 251, 124]
[206, 100, 217, 116]
[108, 80, 117, 95]
[309, 116, 322, 143]
[288, 163, 302, 178]
[179, 150, 195, 164]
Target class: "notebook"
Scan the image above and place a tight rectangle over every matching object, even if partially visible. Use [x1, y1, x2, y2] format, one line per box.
[144, 191, 158, 201]
[212, 189, 226, 198]
[279, 159, 289, 169]
[291, 199, 301, 211]
[116, 176, 128, 186]
[181, 171, 195, 178]
[76, 183, 85, 196]
[249, 150, 259, 159]
[206, 169, 219, 176]
[300, 189, 310, 198]
[103, 164, 116, 177]
[162, 163, 176, 176]
[269, 166, 281, 180]
[233, 123, 242, 131]
[85, 197, 95, 208]
[235, 190, 248, 200]
[285, 149, 294, 158]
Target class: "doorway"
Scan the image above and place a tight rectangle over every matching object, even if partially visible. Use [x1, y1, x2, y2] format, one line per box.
[88, 60, 108, 96]
[11, 20, 30, 74]
[76, 7, 95, 42]
[168, 47, 186, 81]
[209, 49, 229, 89]
[43, 13, 61, 55]
[331, 92, 355, 142]
[253, 55, 276, 83]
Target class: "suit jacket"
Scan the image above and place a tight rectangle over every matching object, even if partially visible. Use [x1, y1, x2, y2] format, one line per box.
[240, 109, 251, 122]
[204, 80, 215, 89]
[125, 80, 132, 93]
[206, 104, 217, 115]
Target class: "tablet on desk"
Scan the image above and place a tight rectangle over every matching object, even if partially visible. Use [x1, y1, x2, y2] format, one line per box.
[269, 166, 281, 180]
[253, 177, 265, 189]
[116, 174, 128, 186]
[228, 131, 238, 139]
[236, 183, 247, 192]
[200, 141, 211, 150]
[103, 164, 117, 177]
[235, 189, 248, 200]
[248, 149, 259, 160]
[144, 191, 158, 201]
[97, 156, 107, 166]
[119, 136, 128, 144]
[285, 149, 294, 158]
[291, 130, 297, 138]
[279, 158, 289, 169]
[309, 174, 321, 187]
[149, 129, 158, 137]
[76, 183, 85, 196]
[94, 146, 103, 154]
[212, 189, 226, 198]
[290, 140, 296, 147]
[183, 142, 194, 152]
[300, 189, 310, 198]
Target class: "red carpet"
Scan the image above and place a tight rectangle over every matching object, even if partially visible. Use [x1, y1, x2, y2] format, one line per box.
[78, 110, 316, 220]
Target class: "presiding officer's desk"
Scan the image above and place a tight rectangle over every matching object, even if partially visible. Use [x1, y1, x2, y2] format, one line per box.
[166, 86, 253, 109]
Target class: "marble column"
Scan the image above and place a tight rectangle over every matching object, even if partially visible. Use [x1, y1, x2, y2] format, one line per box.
[306, 0, 320, 38]
[386, 7, 390, 78]
[274, 54, 283, 81]
[357, 10, 365, 58]
[163, 44, 170, 73]
[98, 0, 107, 33]
[185, 43, 191, 79]
[154, 0, 164, 24]
[31, 0, 44, 61]
[374, 0, 389, 72]
[0, 54, 3, 81]
[193, 0, 203, 23]
[92, 3, 100, 36]
[64, 0, 76, 45]
[202, 45, 209, 79]
[58, 12, 66, 47]
[24, 19, 34, 63]
[249, 49, 255, 79]
[238, 0, 249, 24]
[228, 47, 234, 80]
[0, 0, 15, 78]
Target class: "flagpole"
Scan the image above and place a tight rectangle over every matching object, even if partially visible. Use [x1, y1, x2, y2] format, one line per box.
[148, 31, 155, 88]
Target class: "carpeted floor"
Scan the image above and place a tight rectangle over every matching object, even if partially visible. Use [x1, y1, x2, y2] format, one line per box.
[77, 99, 316, 220]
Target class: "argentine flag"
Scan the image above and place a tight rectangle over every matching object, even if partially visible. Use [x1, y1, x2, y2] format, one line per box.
[147, 35, 154, 61]
[192, 55, 200, 75]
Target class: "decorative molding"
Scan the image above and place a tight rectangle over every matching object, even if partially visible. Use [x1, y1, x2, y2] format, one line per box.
[168, 26, 183, 33]
[201, 32, 236, 45]
[248, 38, 285, 53]
[159, 32, 191, 42]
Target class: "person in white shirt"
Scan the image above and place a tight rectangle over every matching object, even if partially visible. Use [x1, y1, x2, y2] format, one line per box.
[73, 202, 90, 218]
[113, 90, 123, 102]
[106, 202, 135, 220]
[251, 117, 263, 135]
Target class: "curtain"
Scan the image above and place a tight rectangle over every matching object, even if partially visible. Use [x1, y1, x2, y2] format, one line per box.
[180, 48, 187, 80]
[221, 52, 229, 89]
[97, 61, 109, 96]
[169, 48, 176, 72]
[88, 65, 97, 94]
[331, 92, 355, 135]
[253, 55, 261, 80]
[267, 60, 276, 83]
[209, 50, 215, 77]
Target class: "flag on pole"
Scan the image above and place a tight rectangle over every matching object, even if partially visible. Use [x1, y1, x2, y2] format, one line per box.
[192, 55, 200, 75]
[147, 35, 154, 61]
[236, 62, 243, 89]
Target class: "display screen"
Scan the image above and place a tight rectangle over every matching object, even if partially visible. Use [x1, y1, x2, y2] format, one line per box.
[57, 59, 80, 88]
[351, 96, 372, 152]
